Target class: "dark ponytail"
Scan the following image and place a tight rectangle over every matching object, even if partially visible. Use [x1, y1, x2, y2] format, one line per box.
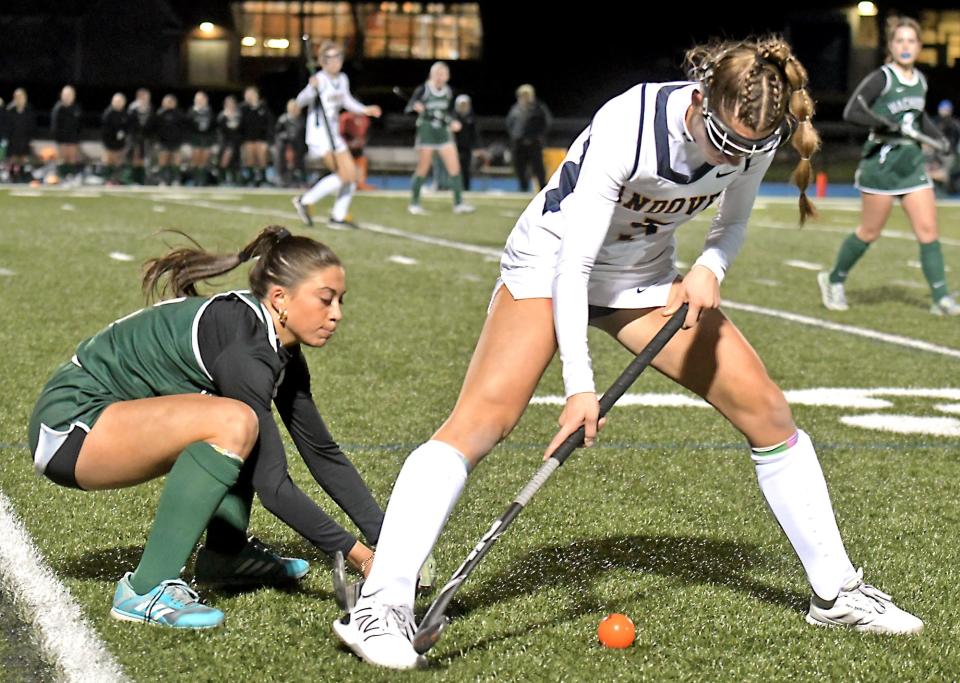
[142, 225, 341, 302]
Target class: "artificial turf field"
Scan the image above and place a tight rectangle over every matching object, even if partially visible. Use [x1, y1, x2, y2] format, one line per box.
[1, 184, 959, 682]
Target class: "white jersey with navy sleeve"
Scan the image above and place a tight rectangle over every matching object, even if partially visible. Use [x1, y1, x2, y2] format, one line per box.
[296, 71, 367, 149]
[499, 82, 773, 398]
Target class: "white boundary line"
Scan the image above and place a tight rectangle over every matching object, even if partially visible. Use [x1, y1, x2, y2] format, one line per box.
[139, 194, 960, 361]
[757, 221, 960, 248]
[139, 196, 505, 258]
[721, 301, 960, 359]
[0, 492, 128, 682]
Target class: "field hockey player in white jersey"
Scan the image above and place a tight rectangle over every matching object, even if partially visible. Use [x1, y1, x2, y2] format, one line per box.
[293, 41, 382, 229]
[332, 36, 924, 670]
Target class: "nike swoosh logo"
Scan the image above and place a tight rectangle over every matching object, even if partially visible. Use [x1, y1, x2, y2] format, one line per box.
[717, 169, 737, 177]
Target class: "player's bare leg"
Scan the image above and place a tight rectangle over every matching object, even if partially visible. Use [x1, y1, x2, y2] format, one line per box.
[334, 286, 557, 668]
[594, 292, 923, 634]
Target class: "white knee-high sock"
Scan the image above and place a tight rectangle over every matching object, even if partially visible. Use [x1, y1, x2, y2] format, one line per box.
[331, 182, 356, 221]
[301, 173, 342, 205]
[361, 440, 469, 608]
[752, 429, 858, 600]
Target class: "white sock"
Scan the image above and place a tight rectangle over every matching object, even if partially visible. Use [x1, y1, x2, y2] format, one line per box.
[361, 440, 469, 608]
[301, 173, 342, 205]
[330, 182, 355, 221]
[752, 429, 858, 600]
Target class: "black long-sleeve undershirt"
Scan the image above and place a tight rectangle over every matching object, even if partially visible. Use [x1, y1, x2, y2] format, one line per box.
[844, 68, 946, 146]
[198, 296, 384, 556]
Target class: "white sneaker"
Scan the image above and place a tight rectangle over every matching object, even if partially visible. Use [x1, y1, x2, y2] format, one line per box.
[407, 204, 428, 215]
[805, 568, 923, 635]
[930, 294, 960, 316]
[332, 552, 438, 611]
[453, 203, 476, 214]
[817, 271, 849, 311]
[333, 599, 426, 669]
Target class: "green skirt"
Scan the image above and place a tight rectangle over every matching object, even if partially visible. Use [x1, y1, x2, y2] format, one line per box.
[854, 141, 932, 195]
[28, 361, 115, 457]
[415, 122, 453, 148]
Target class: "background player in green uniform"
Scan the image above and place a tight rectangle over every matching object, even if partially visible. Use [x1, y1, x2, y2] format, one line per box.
[819, 16, 959, 316]
[405, 62, 475, 215]
[28, 226, 386, 628]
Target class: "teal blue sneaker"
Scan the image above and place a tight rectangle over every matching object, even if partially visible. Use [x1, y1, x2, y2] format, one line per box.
[194, 536, 309, 587]
[111, 572, 224, 628]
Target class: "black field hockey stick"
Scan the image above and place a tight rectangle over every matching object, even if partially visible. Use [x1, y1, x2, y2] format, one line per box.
[412, 303, 689, 654]
[316, 93, 340, 173]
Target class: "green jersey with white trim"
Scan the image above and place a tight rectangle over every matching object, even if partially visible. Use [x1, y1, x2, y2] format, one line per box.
[73, 291, 275, 400]
[414, 84, 453, 132]
[869, 64, 927, 129]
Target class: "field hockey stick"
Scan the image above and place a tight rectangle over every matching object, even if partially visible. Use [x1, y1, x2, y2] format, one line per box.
[392, 86, 411, 102]
[332, 550, 363, 611]
[856, 99, 948, 152]
[316, 94, 340, 173]
[412, 303, 689, 654]
[332, 550, 351, 610]
[900, 125, 949, 152]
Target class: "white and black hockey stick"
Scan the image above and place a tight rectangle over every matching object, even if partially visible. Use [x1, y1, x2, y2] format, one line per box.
[411, 303, 689, 654]
[856, 99, 948, 152]
[900, 124, 949, 151]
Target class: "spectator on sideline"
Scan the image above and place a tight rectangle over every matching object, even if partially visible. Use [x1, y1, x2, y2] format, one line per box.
[506, 83, 552, 192]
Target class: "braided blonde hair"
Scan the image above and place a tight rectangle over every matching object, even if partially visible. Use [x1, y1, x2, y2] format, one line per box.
[685, 36, 820, 224]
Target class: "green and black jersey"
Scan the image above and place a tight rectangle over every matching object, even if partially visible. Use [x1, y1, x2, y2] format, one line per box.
[844, 64, 945, 194]
[73, 291, 269, 401]
[406, 83, 455, 147]
[848, 65, 928, 139]
[29, 291, 383, 556]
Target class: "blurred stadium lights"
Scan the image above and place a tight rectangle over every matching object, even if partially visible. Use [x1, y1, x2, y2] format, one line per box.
[241, 36, 257, 47]
[857, 2, 877, 17]
[199, 21, 215, 33]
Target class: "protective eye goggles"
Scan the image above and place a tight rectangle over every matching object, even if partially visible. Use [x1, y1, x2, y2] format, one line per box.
[701, 93, 796, 159]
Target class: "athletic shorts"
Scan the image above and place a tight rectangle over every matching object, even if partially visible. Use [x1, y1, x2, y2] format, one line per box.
[306, 129, 348, 157]
[489, 265, 678, 314]
[28, 361, 116, 488]
[33, 427, 85, 490]
[855, 141, 933, 195]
